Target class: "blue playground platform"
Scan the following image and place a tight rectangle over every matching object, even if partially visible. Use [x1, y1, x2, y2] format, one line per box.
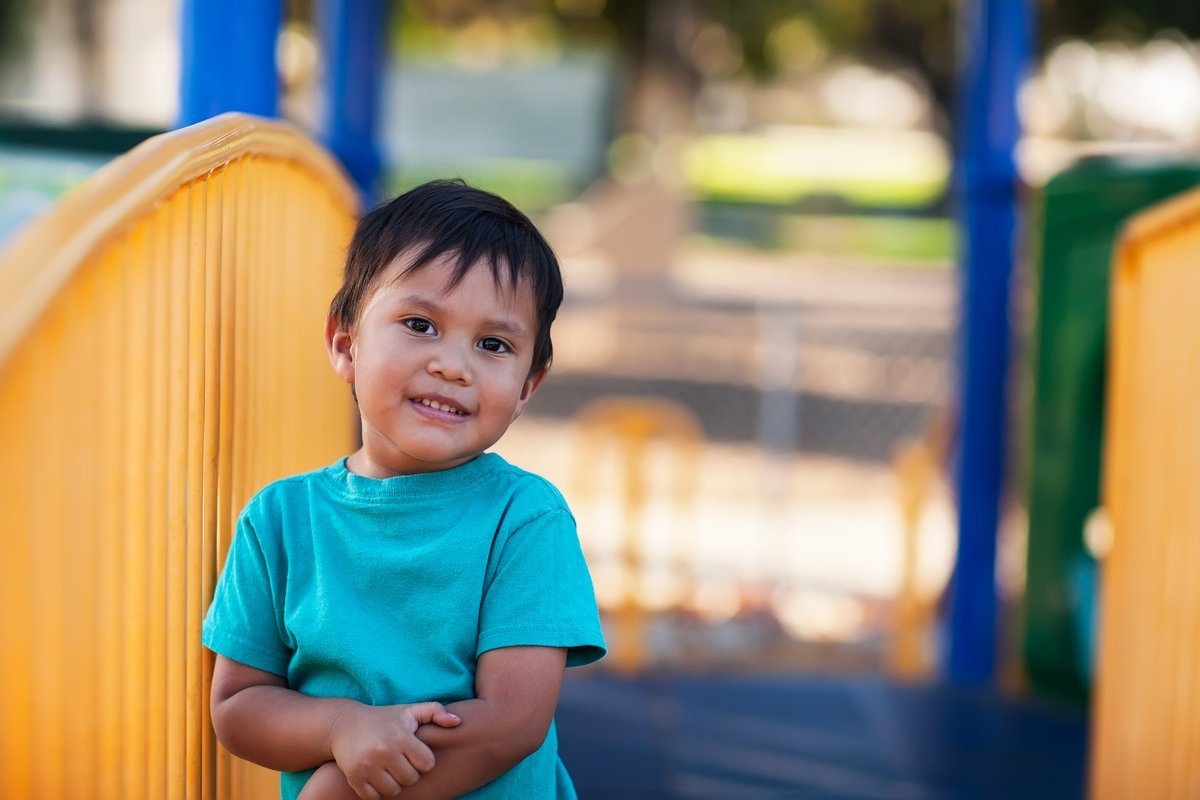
[557, 673, 1087, 800]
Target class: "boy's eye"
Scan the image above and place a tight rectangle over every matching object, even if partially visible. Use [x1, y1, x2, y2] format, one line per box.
[404, 318, 435, 334]
[478, 337, 510, 354]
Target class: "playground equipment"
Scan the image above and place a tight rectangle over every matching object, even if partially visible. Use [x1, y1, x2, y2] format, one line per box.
[1024, 157, 1200, 706]
[888, 409, 953, 681]
[1089, 185, 1200, 798]
[572, 397, 701, 673]
[0, 114, 357, 799]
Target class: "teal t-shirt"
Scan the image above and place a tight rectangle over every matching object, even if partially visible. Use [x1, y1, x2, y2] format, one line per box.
[201, 453, 606, 799]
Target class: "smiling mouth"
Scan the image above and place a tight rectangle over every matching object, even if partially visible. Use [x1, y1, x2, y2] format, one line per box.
[412, 397, 469, 416]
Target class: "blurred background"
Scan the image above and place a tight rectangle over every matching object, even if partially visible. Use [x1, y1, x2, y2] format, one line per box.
[4, 1, 1200, 796]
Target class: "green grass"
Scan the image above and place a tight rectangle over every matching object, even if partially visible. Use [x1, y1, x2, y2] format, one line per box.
[681, 132, 949, 210]
[779, 214, 955, 265]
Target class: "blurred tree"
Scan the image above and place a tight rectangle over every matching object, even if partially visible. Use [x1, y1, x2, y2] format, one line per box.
[0, 0, 32, 62]
[6, 0, 1179, 135]
[0, 0, 102, 118]
[1041, 0, 1200, 44]
[391, 0, 1200, 138]
[68, 0, 103, 117]
[559, 0, 956, 133]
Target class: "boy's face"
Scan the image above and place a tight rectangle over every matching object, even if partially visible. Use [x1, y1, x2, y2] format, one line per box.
[326, 251, 547, 478]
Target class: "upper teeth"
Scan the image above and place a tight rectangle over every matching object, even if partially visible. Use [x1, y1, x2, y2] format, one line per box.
[419, 399, 464, 415]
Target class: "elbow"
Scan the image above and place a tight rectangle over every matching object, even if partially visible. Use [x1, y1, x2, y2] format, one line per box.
[209, 694, 236, 752]
[506, 714, 554, 764]
[209, 688, 254, 760]
[476, 735, 541, 775]
[470, 712, 551, 773]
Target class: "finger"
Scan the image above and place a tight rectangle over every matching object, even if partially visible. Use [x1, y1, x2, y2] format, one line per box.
[404, 701, 451, 725]
[351, 779, 383, 800]
[431, 711, 462, 728]
[387, 760, 421, 788]
[406, 741, 438, 774]
[368, 770, 403, 798]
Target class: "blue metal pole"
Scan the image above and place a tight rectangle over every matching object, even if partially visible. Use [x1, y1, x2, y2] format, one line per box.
[947, 0, 1032, 683]
[319, 0, 387, 203]
[178, 0, 281, 126]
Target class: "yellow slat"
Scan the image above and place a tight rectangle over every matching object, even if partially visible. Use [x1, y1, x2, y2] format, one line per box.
[97, 243, 126, 799]
[121, 222, 152, 798]
[198, 167, 225, 800]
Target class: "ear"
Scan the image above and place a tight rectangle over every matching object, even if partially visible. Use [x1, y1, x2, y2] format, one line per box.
[325, 315, 356, 384]
[511, 366, 549, 421]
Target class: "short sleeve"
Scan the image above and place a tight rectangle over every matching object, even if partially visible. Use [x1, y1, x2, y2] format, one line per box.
[201, 512, 292, 677]
[477, 508, 606, 668]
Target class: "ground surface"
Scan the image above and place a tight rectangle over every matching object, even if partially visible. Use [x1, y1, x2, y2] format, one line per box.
[557, 672, 1088, 800]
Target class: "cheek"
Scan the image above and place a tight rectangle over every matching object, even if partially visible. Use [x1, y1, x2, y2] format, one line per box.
[358, 338, 409, 375]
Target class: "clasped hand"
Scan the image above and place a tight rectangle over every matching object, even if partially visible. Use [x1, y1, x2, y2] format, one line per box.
[328, 701, 461, 798]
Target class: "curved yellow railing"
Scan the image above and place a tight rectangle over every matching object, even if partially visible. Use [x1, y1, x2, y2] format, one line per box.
[0, 113, 358, 799]
[1091, 187, 1200, 799]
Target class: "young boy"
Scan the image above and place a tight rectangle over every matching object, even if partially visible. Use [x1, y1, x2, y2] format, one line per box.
[201, 179, 606, 799]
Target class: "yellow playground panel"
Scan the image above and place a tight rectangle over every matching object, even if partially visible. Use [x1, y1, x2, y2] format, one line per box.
[1091, 186, 1200, 798]
[0, 114, 357, 799]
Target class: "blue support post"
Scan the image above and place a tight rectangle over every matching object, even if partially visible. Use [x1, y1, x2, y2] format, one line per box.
[947, 0, 1032, 683]
[178, 0, 280, 126]
[319, 0, 387, 203]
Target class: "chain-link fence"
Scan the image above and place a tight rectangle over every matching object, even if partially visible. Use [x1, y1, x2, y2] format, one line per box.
[535, 258, 957, 464]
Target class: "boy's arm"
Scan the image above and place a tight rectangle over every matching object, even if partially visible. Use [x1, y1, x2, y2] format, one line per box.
[210, 655, 458, 787]
[398, 645, 568, 799]
[211, 656, 350, 771]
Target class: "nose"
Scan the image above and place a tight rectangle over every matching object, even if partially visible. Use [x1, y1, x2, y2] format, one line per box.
[427, 340, 471, 384]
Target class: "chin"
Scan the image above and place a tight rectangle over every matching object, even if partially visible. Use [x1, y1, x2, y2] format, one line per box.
[404, 448, 474, 468]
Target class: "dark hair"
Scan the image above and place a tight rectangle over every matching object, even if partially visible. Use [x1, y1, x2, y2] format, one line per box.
[329, 179, 564, 373]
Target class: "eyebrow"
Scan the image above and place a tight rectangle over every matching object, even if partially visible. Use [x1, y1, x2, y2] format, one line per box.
[396, 294, 530, 340]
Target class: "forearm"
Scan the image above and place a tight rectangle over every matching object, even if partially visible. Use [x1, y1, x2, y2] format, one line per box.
[213, 684, 361, 773]
[398, 697, 547, 799]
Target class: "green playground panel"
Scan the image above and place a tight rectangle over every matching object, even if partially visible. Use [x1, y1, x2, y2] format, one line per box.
[1024, 155, 1200, 707]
